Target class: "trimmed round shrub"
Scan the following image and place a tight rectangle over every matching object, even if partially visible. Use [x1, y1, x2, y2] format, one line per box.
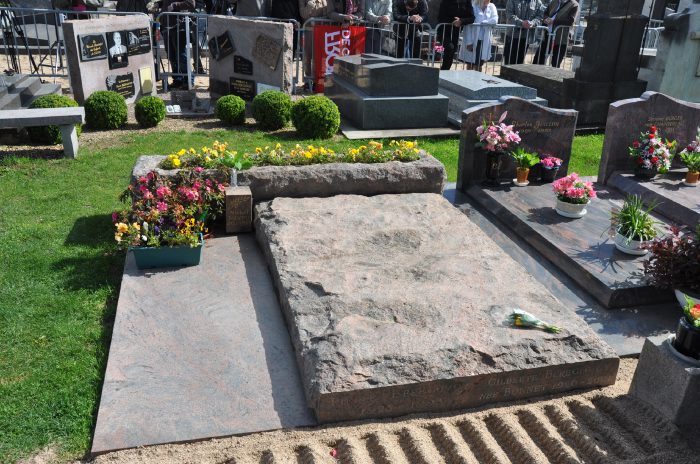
[84, 90, 128, 130]
[215, 95, 246, 126]
[251, 90, 292, 131]
[27, 94, 81, 144]
[135, 96, 166, 128]
[291, 96, 340, 139]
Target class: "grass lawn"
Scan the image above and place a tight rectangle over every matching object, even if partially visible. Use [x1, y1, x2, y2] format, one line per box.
[0, 127, 603, 462]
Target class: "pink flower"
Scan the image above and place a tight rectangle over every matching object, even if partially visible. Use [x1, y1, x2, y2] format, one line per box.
[147, 171, 155, 181]
[156, 186, 172, 198]
[138, 176, 148, 184]
[217, 183, 226, 192]
[195, 167, 204, 173]
[156, 201, 168, 212]
[111, 212, 118, 223]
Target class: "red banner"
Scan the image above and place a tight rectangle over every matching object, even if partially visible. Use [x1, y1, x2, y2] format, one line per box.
[312, 25, 366, 93]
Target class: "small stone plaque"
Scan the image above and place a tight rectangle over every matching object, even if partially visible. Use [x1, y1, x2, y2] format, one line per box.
[106, 31, 128, 69]
[233, 55, 253, 75]
[252, 34, 282, 71]
[209, 32, 235, 61]
[78, 33, 107, 61]
[229, 77, 256, 101]
[106, 72, 135, 99]
[226, 186, 252, 233]
[127, 28, 151, 56]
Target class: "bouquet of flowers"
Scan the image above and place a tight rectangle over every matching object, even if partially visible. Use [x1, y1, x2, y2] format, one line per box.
[628, 125, 675, 173]
[113, 170, 227, 249]
[540, 156, 562, 170]
[680, 129, 700, 173]
[508, 309, 561, 333]
[475, 111, 521, 154]
[683, 295, 700, 329]
[552, 172, 596, 204]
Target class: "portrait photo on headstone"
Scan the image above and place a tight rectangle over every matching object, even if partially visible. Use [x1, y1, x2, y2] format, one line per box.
[127, 28, 151, 56]
[107, 31, 129, 69]
[209, 32, 235, 62]
[78, 33, 107, 62]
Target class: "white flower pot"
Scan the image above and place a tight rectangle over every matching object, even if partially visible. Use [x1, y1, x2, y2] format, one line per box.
[614, 232, 650, 256]
[675, 289, 700, 308]
[555, 198, 589, 218]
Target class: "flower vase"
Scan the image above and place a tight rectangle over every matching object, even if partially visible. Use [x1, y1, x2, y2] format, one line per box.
[485, 152, 504, 186]
[555, 199, 589, 218]
[634, 165, 658, 180]
[230, 168, 238, 187]
[684, 171, 699, 186]
[674, 316, 700, 359]
[540, 167, 559, 183]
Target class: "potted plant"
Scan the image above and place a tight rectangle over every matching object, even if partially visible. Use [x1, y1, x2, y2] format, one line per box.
[475, 111, 521, 186]
[679, 129, 700, 186]
[609, 195, 659, 256]
[540, 155, 563, 183]
[644, 223, 700, 307]
[674, 295, 700, 359]
[628, 125, 675, 180]
[114, 170, 227, 269]
[552, 173, 597, 218]
[510, 148, 540, 186]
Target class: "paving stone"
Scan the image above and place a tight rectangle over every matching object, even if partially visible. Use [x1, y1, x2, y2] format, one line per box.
[254, 193, 620, 423]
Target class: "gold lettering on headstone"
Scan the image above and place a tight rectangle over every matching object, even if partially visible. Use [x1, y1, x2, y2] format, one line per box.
[226, 186, 252, 233]
[646, 115, 683, 129]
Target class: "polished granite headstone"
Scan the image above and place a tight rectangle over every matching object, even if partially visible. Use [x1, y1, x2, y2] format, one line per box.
[325, 54, 448, 130]
[439, 70, 547, 126]
[255, 193, 619, 423]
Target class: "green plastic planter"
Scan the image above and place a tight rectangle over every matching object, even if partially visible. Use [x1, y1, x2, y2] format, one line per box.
[130, 235, 204, 269]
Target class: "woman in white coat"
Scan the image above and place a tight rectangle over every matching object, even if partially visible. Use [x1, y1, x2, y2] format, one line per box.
[460, 0, 499, 71]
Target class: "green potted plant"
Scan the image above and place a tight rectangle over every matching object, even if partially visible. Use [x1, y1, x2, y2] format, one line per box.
[675, 295, 700, 359]
[609, 195, 659, 256]
[510, 148, 540, 186]
[679, 130, 700, 186]
[113, 170, 227, 269]
[644, 223, 700, 307]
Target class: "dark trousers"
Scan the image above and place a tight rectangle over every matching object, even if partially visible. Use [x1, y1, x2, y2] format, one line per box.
[365, 28, 384, 54]
[436, 24, 460, 70]
[162, 22, 189, 85]
[393, 23, 422, 58]
[503, 33, 528, 65]
[534, 30, 568, 67]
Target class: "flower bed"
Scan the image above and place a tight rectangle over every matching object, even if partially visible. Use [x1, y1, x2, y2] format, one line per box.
[132, 141, 446, 201]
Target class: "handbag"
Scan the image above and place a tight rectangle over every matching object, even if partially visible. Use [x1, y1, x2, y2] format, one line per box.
[381, 32, 396, 55]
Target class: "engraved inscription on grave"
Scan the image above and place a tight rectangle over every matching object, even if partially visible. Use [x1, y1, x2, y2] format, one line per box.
[79, 34, 107, 61]
[106, 72, 135, 99]
[230, 77, 256, 101]
[127, 28, 151, 56]
[234, 55, 253, 75]
[252, 34, 282, 71]
[107, 31, 129, 70]
[209, 32, 235, 61]
[647, 115, 683, 130]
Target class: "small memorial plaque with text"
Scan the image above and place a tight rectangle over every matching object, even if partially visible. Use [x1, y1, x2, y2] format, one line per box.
[229, 77, 256, 101]
[106, 72, 135, 99]
[79, 34, 107, 61]
[234, 55, 253, 75]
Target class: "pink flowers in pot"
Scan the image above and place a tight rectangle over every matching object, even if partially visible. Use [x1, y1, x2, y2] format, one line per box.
[540, 156, 562, 169]
[476, 111, 521, 154]
[552, 173, 597, 204]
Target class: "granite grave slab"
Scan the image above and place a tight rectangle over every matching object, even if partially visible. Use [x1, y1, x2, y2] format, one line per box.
[457, 97, 577, 189]
[438, 70, 547, 126]
[254, 193, 619, 423]
[91, 235, 315, 455]
[208, 16, 294, 98]
[464, 181, 676, 309]
[500, 64, 573, 109]
[63, 15, 155, 104]
[599, 91, 700, 183]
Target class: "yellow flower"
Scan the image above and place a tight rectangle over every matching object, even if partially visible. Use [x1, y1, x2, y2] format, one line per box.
[132, 222, 141, 231]
[189, 148, 196, 154]
[116, 222, 129, 233]
[349, 148, 359, 156]
[172, 158, 181, 167]
[405, 141, 415, 149]
[186, 218, 195, 227]
[114, 232, 122, 242]
[303, 151, 312, 159]
[177, 149, 186, 156]
[255, 147, 262, 154]
[205, 156, 211, 163]
[275, 143, 281, 150]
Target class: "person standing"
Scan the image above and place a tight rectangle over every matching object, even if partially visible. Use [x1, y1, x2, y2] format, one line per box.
[436, 0, 474, 70]
[504, 0, 544, 65]
[533, 0, 577, 67]
[116, 0, 148, 12]
[161, 0, 196, 89]
[365, 0, 392, 53]
[461, 0, 497, 71]
[393, 0, 428, 59]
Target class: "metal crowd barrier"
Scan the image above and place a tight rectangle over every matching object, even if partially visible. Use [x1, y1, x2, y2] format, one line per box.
[0, 6, 145, 79]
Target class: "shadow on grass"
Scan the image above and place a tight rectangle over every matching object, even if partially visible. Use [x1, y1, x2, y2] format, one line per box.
[0, 147, 65, 161]
[64, 214, 115, 248]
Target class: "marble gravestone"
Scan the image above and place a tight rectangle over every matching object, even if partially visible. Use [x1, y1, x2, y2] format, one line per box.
[599, 91, 700, 183]
[438, 70, 547, 126]
[457, 97, 578, 190]
[208, 16, 294, 99]
[63, 16, 155, 104]
[255, 193, 619, 423]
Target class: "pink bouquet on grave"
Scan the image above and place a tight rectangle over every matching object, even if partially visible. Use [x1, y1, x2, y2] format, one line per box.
[475, 111, 521, 154]
[540, 156, 562, 170]
[552, 172, 596, 204]
[628, 125, 675, 172]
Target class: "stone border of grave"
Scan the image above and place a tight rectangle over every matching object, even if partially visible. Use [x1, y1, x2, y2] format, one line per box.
[132, 152, 446, 201]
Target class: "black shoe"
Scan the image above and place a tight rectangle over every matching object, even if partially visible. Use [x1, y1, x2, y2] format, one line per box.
[169, 80, 184, 89]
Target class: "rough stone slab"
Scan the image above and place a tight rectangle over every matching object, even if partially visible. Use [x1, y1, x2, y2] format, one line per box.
[499, 64, 573, 108]
[91, 235, 315, 455]
[132, 153, 446, 201]
[608, 171, 700, 228]
[465, 181, 676, 309]
[629, 338, 700, 442]
[340, 122, 460, 140]
[333, 54, 438, 97]
[254, 193, 619, 423]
